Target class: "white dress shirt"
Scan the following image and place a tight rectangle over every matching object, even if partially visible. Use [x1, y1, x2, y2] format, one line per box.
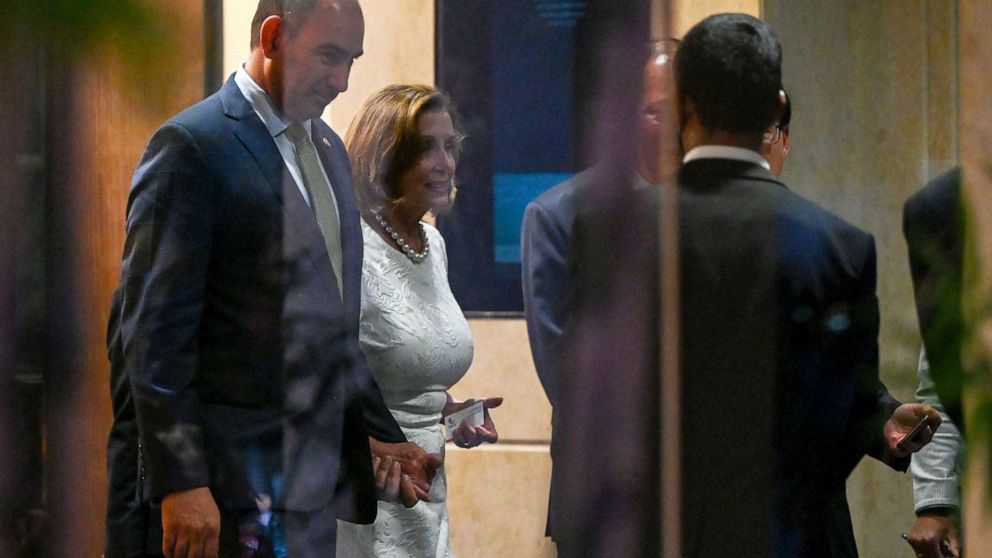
[233, 66, 340, 222]
[683, 145, 772, 171]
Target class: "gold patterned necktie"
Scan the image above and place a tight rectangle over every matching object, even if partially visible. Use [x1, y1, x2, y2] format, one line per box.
[285, 122, 343, 296]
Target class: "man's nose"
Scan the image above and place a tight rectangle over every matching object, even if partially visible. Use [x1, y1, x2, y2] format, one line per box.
[330, 65, 351, 94]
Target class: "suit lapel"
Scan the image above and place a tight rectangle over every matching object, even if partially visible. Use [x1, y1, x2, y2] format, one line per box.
[223, 79, 286, 202]
[220, 77, 344, 303]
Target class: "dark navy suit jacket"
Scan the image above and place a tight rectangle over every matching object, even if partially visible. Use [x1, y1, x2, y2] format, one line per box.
[105, 76, 403, 556]
[903, 167, 963, 431]
[523, 168, 614, 407]
[553, 158, 906, 558]
[521, 167, 608, 540]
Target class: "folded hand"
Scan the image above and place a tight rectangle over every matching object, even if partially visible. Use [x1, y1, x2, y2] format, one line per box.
[369, 438, 442, 503]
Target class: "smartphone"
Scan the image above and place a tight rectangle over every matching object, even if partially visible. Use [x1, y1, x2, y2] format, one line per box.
[897, 414, 931, 449]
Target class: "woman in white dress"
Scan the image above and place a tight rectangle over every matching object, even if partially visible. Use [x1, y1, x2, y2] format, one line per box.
[336, 84, 502, 557]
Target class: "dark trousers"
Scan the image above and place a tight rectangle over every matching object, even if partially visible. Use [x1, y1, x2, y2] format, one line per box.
[218, 507, 339, 558]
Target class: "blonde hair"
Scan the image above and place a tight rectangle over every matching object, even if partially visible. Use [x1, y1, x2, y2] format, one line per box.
[345, 84, 462, 214]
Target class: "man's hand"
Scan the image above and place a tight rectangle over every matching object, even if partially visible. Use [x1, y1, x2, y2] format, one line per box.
[907, 509, 960, 557]
[885, 403, 942, 458]
[161, 487, 220, 558]
[369, 438, 442, 503]
[443, 397, 503, 448]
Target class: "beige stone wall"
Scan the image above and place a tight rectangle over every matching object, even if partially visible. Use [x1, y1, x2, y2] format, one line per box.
[671, 0, 761, 36]
[446, 320, 553, 557]
[762, 1, 958, 556]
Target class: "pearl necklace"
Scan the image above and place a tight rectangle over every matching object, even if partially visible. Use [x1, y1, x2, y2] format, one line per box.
[372, 211, 430, 264]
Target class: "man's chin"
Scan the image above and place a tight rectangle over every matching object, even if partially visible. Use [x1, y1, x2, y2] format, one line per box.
[287, 99, 336, 122]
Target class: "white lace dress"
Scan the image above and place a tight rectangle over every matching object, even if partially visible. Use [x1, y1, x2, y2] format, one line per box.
[336, 220, 474, 558]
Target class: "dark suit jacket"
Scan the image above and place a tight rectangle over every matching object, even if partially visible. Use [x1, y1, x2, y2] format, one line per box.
[522, 169, 600, 407]
[115, 76, 403, 536]
[903, 167, 964, 430]
[520, 168, 600, 540]
[553, 158, 906, 558]
[105, 288, 162, 557]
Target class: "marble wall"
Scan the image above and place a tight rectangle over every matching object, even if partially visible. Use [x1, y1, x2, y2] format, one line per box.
[762, 2, 958, 556]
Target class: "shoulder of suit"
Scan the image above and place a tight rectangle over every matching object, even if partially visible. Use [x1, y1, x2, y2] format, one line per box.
[764, 184, 875, 250]
[905, 167, 961, 220]
[529, 166, 610, 217]
[153, 92, 232, 150]
[167, 89, 226, 128]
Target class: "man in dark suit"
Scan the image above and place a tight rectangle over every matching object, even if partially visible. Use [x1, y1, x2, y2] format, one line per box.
[522, 38, 679, 406]
[903, 168, 965, 558]
[553, 13, 938, 558]
[109, 1, 437, 556]
[904, 168, 964, 430]
[519, 39, 678, 545]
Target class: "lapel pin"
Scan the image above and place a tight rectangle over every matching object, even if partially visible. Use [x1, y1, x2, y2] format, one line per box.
[322, 137, 331, 148]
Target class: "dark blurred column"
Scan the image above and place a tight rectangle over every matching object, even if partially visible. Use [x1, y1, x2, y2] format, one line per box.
[650, 5, 680, 558]
[9, 1, 208, 555]
[959, 0, 992, 550]
[2, 4, 51, 556]
[573, 0, 650, 171]
[45, 8, 207, 553]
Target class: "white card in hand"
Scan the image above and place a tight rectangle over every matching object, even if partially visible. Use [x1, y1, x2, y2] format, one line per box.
[443, 400, 484, 441]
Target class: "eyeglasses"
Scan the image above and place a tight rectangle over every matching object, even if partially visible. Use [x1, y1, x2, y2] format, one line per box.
[762, 125, 786, 146]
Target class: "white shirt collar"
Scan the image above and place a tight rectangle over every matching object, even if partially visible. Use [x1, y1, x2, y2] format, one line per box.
[234, 65, 312, 140]
[683, 145, 771, 171]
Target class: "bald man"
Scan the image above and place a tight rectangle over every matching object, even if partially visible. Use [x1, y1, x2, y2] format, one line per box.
[520, 39, 680, 544]
[108, 1, 437, 556]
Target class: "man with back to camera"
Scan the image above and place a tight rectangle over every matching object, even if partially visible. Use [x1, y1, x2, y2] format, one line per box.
[520, 38, 680, 546]
[903, 167, 965, 558]
[761, 88, 961, 558]
[554, 14, 939, 557]
[107, 1, 440, 556]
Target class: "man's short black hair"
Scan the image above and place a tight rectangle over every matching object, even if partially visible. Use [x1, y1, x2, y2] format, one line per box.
[675, 13, 783, 137]
[250, 0, 318, 49]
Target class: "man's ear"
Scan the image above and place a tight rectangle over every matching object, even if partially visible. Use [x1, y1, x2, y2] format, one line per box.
[772, 89, 787, 126]
[258, 15, 285, 59]
[781, 127, 791, 156]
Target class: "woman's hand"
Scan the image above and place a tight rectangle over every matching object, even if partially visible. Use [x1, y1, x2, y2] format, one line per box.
[368, 437, 442, 506]
[443, 397, 503, 448]
[372, 454, 421, 508]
